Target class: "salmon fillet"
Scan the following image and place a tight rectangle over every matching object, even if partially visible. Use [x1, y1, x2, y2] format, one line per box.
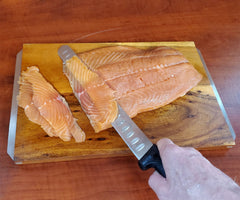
[17, 66, 85, 142]
[65, 46, 202, 132]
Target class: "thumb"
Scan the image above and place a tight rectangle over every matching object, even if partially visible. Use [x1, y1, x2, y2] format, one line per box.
[148, 171, 169, 196]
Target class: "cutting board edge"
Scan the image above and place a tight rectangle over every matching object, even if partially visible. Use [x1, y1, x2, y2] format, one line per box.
[197, 49, 236, 140]
[12, 141, 235, 165]
[22, 41, 197, 48]
[7, 50, 22, 161]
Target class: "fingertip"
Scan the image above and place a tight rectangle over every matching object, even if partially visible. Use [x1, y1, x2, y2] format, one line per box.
[148, 171, 158, 188]
[148, 171, 166, 188]
[148, 171, 168, 197]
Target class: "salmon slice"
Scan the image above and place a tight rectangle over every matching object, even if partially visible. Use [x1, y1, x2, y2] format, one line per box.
[64, 56, 118, 132]
[116, 62, 202, 117]
[17, 66, 85, 142]
[65, 46, 202, 132]
[78, 46, 139, 71]
[78, 46, 182, 71]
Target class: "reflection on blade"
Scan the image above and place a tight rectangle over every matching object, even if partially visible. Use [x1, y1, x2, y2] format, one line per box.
[112, 104, 153, 160]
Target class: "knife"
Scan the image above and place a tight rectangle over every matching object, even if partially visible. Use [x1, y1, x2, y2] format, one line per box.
[58, 45, 166, 178]
[112, 104, 166, 177]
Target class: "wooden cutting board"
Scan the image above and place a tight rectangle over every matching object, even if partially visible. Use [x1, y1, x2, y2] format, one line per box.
[7, 42, 235, 164]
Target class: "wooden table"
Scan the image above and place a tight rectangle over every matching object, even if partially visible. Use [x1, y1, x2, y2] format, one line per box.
[0, 1, 240, 199]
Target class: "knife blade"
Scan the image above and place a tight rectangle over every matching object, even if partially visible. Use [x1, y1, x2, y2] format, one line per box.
[58, 45, 77, 64]
[112, 104, 166, 177]
[58, 45, 166, 177]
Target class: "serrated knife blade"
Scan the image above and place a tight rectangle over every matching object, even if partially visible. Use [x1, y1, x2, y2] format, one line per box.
[111, 105, 153, 160]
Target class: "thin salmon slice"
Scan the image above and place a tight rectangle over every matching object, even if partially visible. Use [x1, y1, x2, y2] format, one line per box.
[78, 46, 182, 71]
[65, 46, 202, 132]
[17, 66, 85, 142]
[64, 57, 118, 132]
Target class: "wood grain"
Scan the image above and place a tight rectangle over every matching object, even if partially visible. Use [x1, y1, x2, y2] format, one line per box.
[9, 42, 235, 164]
[1, 0, 240, 200]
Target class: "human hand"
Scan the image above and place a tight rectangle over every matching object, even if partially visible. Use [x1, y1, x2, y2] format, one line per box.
[148, 138, 240, 200]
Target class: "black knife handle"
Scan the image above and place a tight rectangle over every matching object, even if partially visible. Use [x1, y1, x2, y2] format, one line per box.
[138, 144, 166, 178]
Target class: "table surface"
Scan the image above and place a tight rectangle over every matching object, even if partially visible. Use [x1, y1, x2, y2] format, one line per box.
[0, 1, 240, 199]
